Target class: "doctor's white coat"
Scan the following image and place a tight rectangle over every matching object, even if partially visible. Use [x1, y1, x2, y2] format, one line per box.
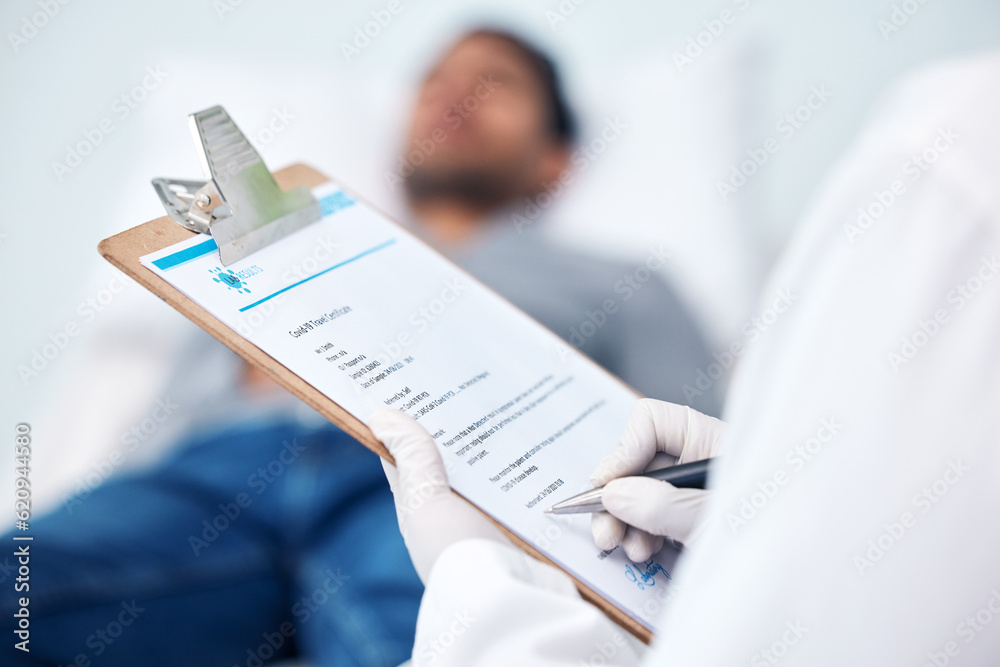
[408, 51, 1000, 667]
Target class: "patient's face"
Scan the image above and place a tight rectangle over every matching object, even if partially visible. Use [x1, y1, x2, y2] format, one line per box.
[404, 34, 562, 208]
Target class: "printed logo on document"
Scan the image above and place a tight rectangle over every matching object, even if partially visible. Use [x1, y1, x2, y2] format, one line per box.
[209, 265, 263, 294]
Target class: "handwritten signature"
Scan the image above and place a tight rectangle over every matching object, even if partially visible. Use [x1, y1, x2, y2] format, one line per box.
[625, 559, 671, 590]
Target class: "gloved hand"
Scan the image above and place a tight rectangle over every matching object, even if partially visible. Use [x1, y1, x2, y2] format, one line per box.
[590, 399, 728, 562]
[369, 408, 509, 583]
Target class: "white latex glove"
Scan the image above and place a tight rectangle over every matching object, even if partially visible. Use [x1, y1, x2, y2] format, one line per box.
[590, 399, 728, 562]
[368, 408, 508, 583]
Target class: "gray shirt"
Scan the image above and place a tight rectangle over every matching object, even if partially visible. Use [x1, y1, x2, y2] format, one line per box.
[441, 223, 721, 416]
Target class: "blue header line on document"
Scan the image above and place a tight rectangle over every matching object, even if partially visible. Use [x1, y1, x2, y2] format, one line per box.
[152, 238, 219, 271]
[151, 191, 354, 272]
[237, 238, 397, 313]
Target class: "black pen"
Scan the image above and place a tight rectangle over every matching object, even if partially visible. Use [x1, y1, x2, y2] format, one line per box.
[543, 458, 713, 515]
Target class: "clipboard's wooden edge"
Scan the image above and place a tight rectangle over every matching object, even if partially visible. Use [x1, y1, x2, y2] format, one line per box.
[98, 162, 654, 644]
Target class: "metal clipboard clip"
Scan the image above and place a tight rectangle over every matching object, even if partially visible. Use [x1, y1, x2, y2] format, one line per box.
[152, 105, 321, 266]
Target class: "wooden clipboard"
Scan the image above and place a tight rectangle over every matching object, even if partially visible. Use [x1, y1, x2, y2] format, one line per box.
[99, 163, 653, 643]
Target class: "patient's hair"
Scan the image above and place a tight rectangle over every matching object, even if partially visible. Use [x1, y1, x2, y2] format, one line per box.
[466, 28, 577, 145]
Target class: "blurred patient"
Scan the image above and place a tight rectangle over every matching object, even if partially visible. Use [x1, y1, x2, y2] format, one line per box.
[1, 28, 716, 667]
[401, 29, 717, 411]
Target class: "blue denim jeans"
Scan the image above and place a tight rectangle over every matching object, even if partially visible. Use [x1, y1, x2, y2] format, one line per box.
[1, 419, 422, 666]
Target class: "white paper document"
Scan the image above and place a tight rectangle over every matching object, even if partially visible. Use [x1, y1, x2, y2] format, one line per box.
[140, 182, 680, 631]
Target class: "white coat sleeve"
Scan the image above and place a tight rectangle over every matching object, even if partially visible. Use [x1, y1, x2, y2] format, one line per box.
[410, 538, 646, 667]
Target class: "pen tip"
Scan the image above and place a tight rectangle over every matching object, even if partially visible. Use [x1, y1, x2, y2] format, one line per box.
[542, 507, 553, 514]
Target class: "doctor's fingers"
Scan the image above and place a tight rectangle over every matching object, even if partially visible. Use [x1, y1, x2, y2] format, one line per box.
[590, 399, 726, 487]
[380, 458, 408, 521]
[602, 477, 710, 546]
[370, 408, 451, 502]
[592, 512, 666, 562]
[592, 510, 626, 551]
[622, 526, 665, 563]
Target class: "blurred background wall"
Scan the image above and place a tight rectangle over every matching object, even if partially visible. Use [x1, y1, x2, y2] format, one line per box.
[2, 0, 998, 510]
